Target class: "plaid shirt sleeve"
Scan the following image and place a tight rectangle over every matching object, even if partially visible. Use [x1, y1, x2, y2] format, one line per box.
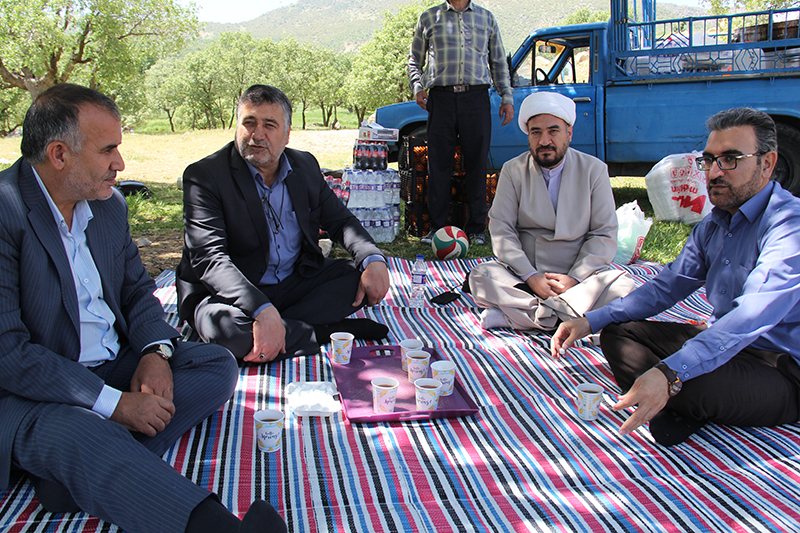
[407, 2, 514, 104]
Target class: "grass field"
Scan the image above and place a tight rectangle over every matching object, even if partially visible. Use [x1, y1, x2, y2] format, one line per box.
[0, 129, 691, 269]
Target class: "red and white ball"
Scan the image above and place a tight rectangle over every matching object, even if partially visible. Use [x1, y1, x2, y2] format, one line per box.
[431, 226, 469, 260]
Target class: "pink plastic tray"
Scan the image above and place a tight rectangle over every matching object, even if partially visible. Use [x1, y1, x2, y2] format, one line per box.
[330, 345, 479, 423]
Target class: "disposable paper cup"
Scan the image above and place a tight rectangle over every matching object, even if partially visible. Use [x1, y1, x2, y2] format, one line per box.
[575, 383, 604, 421]
[371, 377, 400, 414]
[400, 339, 424, 371]
[406, 350, 430, 382]
[330, 332, 355, 364]
[414, 378, 442, 411]
[431, 360, 456, 396]
[254, 409, 285, 453]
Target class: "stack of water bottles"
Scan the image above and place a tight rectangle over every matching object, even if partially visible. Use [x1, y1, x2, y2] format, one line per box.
[345, 140, 401, 243]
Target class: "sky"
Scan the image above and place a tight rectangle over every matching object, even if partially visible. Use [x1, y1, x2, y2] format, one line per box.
[184, 0, 299, 24]
[184, 0, 704, 25]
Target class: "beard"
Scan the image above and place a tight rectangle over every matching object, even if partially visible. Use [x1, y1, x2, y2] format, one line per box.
[532, 143, 568, 169]
[707, 165, 765, 212]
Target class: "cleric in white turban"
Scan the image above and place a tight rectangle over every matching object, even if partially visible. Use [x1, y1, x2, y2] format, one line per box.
[517, 91, 577, 133]
[468, 89, 634, 332]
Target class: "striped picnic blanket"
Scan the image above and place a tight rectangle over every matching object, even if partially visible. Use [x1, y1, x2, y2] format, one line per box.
[2, 258, 799, 532]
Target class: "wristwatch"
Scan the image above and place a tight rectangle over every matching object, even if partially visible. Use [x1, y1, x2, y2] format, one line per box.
[144, 342, 174, 361]
[654, 361, 682, 396]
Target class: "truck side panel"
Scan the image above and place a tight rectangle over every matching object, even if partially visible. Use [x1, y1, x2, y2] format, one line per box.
[605, 77, 800, 163]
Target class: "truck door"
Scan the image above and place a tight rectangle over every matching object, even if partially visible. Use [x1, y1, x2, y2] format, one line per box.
[489, 34, 598, 168]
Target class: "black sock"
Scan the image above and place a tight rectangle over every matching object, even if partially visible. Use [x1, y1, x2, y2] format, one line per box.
[30, 476, 81, 514]
[314, 318, 389, 345]
[185, 495, 240, 533]
[240, 500, 287, 533]
[649, 409, 706, 447]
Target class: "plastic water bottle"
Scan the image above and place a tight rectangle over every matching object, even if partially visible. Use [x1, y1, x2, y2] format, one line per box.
[410, 254, 427, 307]
[382, 170, 393, 207]
[392, 205, 401, 239]
[382, 207, 393, 242]
[374, 171, 384, 208]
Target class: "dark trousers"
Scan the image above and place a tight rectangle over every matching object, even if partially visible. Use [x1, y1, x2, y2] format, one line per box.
[12, 342, 238, 533]
[426, 88, 491, 234]
[192, 258, 363, 360]
[601, 320, 800, 427]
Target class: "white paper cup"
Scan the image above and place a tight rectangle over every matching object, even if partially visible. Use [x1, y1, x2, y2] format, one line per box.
[414, 378, 442, 411]
[575, 383, 604, 421]
[254, 409, 285, 452]
[431, 360, 456, 396]
[400, 339, 424, 371]
[406, 350, 430, 382]
[330, 332, 355, 364]
[371, 377, 400, 414]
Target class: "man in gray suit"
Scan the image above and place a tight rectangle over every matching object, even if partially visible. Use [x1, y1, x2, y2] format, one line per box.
[469, 92, 634, 331]
[0, 84, 285, 532]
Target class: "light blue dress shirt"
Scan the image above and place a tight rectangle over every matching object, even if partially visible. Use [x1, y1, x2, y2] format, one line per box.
[248, 155, 385, 320]
[34, 169, 122, 418]
[586, 181, 800, 382]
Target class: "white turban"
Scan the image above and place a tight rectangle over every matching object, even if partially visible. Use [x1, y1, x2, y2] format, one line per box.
[517, 92, 576, 134]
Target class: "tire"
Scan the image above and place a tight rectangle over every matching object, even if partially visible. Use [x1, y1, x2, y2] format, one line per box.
[773, 122, 800, 197]
[398, 125, 427, 171]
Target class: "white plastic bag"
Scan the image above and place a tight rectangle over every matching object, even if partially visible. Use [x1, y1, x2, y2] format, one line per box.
[645, 152, 712, 224]
[614, 200, 653, 265]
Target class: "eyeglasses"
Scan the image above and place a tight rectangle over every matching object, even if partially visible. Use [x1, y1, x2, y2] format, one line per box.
[695, 152, 764, 171]
[262, 195, 284, 235]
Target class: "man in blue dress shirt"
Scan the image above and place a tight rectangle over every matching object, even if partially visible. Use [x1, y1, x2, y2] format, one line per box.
[551, 108, 800, 446]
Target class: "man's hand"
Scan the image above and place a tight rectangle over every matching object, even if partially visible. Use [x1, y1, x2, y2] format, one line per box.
[415, 90, 428, 111]
[545, 273, 578, 295]
[526, 272, 577, 299]
[353, 261, 390, 307]
[131, 351, 173, 401]
[613, 368, 670, 436]
[245, 305, 286, 363]
[499, 103, 514, 126]
[550, 317, 591, 359]
[110, 392, 175, 437]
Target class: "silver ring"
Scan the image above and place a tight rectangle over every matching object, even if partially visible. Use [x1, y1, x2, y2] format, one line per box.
[259, 353, 265, 359]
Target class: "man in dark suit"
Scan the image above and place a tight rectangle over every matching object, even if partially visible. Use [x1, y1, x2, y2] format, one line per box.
[0, 84, 285, 532]
[177, 85, 390, 363]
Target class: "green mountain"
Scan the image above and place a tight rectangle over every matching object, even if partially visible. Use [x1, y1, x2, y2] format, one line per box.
[199, 0, 707, 53]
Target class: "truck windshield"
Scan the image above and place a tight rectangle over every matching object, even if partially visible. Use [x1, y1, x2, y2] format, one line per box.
[513, 37, 591, 87]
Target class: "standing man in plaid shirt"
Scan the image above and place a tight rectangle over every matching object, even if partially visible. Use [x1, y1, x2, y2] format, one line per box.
[408, 0, 514, 246]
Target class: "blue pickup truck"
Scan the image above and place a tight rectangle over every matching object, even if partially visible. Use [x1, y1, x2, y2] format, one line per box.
[375, 2, 800, 195]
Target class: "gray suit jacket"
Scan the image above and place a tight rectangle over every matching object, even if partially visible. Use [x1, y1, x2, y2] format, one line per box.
[489, 148, 619, 281]
[0, 159, 179, 489]
[176, 143, 382, 322]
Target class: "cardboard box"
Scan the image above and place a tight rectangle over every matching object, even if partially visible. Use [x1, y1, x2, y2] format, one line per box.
[358, 125, 399, 142]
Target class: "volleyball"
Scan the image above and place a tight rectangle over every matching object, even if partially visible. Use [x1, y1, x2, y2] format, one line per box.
[431, 226, 469, 260]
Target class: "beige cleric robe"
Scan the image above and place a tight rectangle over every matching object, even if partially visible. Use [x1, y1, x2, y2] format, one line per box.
[469, 148, 635, 330]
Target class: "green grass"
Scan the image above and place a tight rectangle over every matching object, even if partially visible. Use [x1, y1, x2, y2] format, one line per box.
[126, 184, 184, 235]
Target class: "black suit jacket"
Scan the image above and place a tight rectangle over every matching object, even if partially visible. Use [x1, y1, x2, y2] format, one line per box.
[0, 159, 180, 489]
[176, 143, 382, 322]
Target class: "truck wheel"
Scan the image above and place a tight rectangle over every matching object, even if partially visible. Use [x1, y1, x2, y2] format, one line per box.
[774, 123, 800, 197]
[398, 125, 427, 170]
